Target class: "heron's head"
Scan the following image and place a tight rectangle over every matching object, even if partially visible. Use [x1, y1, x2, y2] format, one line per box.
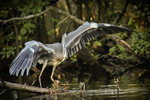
[62, 33, 67, 42]
[62, 33, 67, 38]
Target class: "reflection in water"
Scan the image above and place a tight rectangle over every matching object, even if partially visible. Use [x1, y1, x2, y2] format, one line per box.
[21, 83, 150, 100]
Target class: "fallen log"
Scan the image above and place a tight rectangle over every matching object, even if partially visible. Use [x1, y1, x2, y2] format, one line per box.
[0, 80, 60, 94]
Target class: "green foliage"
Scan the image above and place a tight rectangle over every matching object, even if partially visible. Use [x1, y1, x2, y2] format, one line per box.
[115, 32, 127, 39]
[128, 3, 150, 59]
[19, 20, 35, 41]
[109, 44, 127, 58]
[0, 0, 50, 59]
[108, 32, 127, 59]
[131, 29, 150, 58]
[0, 46, 16, 59]
[0, 32, 15, 59]
[86, 41, 91, 46]
[18, 0, 49, 16]
[90, 50, 99, 59]
[47, 29, 55, 35]
[70, 54, 77, 61]
[21, 21, 35, 34]
[93, 41, 102, 47]
[109, 46, 117, 53]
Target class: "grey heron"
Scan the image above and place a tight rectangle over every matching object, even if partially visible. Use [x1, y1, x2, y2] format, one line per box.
[9, 22, 136, 87]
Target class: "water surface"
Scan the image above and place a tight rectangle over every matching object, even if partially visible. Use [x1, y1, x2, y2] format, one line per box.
[22, 83, 150, 100]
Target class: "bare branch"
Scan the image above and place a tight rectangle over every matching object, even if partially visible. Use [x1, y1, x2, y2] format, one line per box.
[0, 6, 84, 24]
[0, 80, 60, 94]
[0, 6, 54, 24]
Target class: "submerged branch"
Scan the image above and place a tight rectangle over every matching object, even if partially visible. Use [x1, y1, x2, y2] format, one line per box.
[0, 80, 59, 94]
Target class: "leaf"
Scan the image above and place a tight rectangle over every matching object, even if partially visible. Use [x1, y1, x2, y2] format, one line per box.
[0, 45, 15, 59]
[17, 35, 22, 40]
[93, 41, 101, 46]
[118, 53, 126, 58]
[87, 42, 91, 46]
[128, 17, 133, 25]
[109, 46, 116, 53]
[20, 28, 27, 35]
[118, 45, 125, 52]
[47, 29, 55, 35]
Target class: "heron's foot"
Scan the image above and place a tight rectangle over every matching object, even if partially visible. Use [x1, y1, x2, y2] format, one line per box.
[52, 80, 60, 88]
[51, 80, 64, 92]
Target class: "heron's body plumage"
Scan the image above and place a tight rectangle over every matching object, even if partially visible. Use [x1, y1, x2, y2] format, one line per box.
[38, 43, 65, 66]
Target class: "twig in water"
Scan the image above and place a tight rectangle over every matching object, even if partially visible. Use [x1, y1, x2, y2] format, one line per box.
[114, 78, 120, 99]
[79, 82, 86, 96]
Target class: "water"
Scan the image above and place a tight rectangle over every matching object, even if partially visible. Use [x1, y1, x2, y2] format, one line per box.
[21, 83, 150, 100]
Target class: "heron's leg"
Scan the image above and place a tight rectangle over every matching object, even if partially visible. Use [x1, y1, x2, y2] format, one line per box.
[31, 67, 40, 85]
[38, 60, 48, 88]
[50, 65, 57, 85]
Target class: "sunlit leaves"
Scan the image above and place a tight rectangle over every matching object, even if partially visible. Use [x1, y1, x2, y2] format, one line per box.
[0, 32, 15, 59]
[47, 29, 55, 35]
[0, 10, 9, 17]
[93, 41, 102, 48]
[19, 0, 49, 16]
[90, 50, 99, 59]
[20, 28, 27, 35]
[18, 21, 36, 41]
[128, 17, 134, 25]
[115, 32, 127, 39]
[20, 21, 35, 35]
[118, 45, 126, 52]
[109, 44, 126, 58]
[70, 54, 77, 61]
[0, 46, 16, 59]
[131, 30, 150, 58]
[0, 0, 49, 59]
[17, 35, 22, 40]
[109, 46, 116, 53]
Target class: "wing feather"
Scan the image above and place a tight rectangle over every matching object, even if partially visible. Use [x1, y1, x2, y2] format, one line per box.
[20, 59, 28, 76]
[65, 22, 137, 58]
[11, 52, 26, 75]
[9, 47, 35, 76]
[9, 40, 55, 76]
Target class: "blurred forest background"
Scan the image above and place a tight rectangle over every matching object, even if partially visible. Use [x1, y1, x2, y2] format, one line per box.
[0, 0, 150, 87]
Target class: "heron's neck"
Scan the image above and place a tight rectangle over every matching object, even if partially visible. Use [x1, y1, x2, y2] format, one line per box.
[62, 42, 67, 60]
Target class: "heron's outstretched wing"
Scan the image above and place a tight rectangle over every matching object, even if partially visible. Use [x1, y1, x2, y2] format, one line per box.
[9, 40, 55, 76]
[65, 22, 136, 57]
